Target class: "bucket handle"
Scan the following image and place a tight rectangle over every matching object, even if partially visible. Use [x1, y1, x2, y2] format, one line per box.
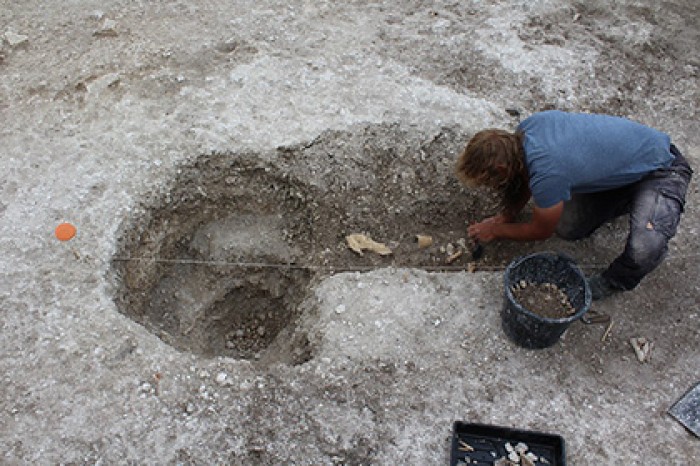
[580, 309, 611, 325]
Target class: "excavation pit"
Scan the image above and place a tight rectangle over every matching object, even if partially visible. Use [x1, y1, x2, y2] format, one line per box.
[111, 124, 494, 364]
[145, 262, 313, 363]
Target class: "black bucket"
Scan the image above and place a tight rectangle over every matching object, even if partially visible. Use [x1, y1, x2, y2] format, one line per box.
[502, 252, 591, 349]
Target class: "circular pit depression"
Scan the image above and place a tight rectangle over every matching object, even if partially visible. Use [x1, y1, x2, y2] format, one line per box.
[110, 124, 491, 365]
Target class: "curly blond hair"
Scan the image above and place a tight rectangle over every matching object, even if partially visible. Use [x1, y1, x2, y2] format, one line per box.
[455, 129, 529, 213]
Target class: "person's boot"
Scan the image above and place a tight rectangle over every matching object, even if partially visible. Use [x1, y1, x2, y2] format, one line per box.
[587, 274, 621, 301]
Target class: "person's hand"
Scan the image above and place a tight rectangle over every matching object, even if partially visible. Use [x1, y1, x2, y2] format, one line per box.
[468, 221, 498, 243]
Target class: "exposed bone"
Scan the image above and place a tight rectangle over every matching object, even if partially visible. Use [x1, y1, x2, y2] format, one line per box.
[458, 439, 474, 452]
[520, 452, 536, 466]
[601, 320, 614, 342]
[345, 233, 392, 256]
[494, 458, 517, 466]
[415, 234, 433, 248]
[514, 442, 528, 454]
[446, 249, 463, 264]
[630, 337, 646, 362]
[630, 337, 652, 363]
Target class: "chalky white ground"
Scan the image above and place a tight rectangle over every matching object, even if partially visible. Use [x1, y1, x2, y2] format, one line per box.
[1, 1, 699, 463]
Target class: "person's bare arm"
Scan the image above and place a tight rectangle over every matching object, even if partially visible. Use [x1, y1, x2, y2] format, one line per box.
[468, 202, 563, 242]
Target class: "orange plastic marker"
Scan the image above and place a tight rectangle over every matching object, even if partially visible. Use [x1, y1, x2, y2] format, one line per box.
[55, 222, 77, 241]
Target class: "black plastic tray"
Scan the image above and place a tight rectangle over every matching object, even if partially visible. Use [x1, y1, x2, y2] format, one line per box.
[450, 422, 566, 466]
[668, 382, 700, 437]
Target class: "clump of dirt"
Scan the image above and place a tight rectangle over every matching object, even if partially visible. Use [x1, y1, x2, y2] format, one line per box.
[511, 281, 575, 319]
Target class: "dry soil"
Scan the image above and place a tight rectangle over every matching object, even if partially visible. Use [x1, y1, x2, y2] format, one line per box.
[1, 1, 699, 464]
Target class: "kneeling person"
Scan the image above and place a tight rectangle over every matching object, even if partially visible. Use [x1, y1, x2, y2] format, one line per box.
[456, 110, 693, 300]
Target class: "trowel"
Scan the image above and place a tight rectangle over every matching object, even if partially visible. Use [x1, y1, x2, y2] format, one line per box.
[668, 382, 700, 437]
[470, 240, 484, 261]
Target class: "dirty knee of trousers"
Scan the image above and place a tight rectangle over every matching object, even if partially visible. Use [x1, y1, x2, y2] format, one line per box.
[627, 232, 668, 271]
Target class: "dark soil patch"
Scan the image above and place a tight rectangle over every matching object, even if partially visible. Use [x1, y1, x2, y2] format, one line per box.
[511, 282, 575, 319]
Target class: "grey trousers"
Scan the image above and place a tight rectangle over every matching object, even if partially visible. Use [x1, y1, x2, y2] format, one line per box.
[555, 145, 693, 290]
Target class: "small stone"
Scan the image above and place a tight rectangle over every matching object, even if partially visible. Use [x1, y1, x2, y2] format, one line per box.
[257, 326, 266, 337]
[215, 372, 228, 385]
[185, 403, 195, 414]
[239, 380, 253, 391]
[519, 280, 527, 289]
[94, 18, 118, 37]
[4, 31, 29, 47]
[514, 442, 528, 454]
[506, 108, 521, 117]
[335, 304, 346, 314]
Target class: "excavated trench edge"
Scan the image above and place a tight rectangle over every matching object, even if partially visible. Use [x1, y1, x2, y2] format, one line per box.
[110, 124, 489, 365]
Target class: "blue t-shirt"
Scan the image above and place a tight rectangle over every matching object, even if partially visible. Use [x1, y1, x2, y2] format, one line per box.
[517, 111, 674, 208]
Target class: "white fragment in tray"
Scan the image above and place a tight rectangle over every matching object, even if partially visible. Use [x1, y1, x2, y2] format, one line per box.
[514, 442, 529, 454]
[457, 440, 474, 452]
[492, 440, 549, 466]
[521, 453, 536, 466]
